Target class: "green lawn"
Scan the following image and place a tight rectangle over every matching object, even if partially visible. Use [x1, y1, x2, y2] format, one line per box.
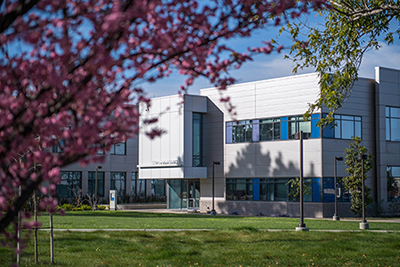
[1, 211, 399, 266]
[1, 230, 400, 266]
[35, 211, 400, 231]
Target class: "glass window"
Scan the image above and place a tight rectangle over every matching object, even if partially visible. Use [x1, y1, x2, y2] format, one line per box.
[387, 166, 400, 202]
[323, 177, 350, 202]
[151, 179, 165, 197]
[228, 120, 253, 143]
[226, 179, 253, 200]
[322, 114, 362, 139]
[131, 172, 147, 197]
[192, 113, 202, 167]
[288, 116, 311, 139]
[88, 171, 104, 197]
[259, 118, 280, 141]
[110, 172, 126, 197]
[385, 107, 400, 141]
[111, 142, 126, 155]
[56, 171, 82, 198]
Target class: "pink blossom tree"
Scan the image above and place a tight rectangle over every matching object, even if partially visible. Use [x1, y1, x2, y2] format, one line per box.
[0, 0, 328, 250]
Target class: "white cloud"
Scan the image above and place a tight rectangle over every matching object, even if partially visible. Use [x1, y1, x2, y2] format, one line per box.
[358, 43, 400, 78]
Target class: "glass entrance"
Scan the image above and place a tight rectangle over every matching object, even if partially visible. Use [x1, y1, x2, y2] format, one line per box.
[168, 179, 200, 209]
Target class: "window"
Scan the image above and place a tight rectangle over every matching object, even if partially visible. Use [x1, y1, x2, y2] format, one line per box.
[110, 172, 126, 197]
[192, 113, 202, 167]
[322, 114, 361, 139]
[226, 178, 322, 202]
[226, 179, 253, 200]
[151, 179, 166, 197]
[386, 107, 400, 141]
[259, 118, 281, 141]
[288, 116, 311, 139]
[387, 166, 400, 201]
[131, 172, 146, 197]
[323, 178, 350, 202]
[56, 171, 82, 198]
[226, 114, 320, 144]
[226, 120, 253, 143]
[88, 171, 104, 197]
[111, 142, 126, 155]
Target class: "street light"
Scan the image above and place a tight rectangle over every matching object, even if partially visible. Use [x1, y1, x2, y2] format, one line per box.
[358, 154, 369, 230]
[295, 131, 309, 231]
[211, 161, 220, 215]
[94, 165, 102, 211]
[333, 156, 343, 221]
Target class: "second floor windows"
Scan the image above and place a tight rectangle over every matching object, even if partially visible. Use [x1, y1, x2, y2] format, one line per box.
[386, 106, 400, 141]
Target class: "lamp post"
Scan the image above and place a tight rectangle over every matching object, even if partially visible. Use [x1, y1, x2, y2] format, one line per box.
[295, 131, 309, 231]
[358, 154, 369, 230]
[333, 156, 343, 221]
[94, 165, 102, 210]
[211, 161, 220, 215]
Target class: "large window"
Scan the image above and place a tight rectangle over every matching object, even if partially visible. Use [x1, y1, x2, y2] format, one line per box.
[56, 171, 82, 198]
[111, 142, 126, 155]
[323, 178, 350, 202]
[387, 166, 400, 201]
[259, 118, 281, 141]
[226, 114, 320, 144]
[110, 172, 126, 197]
[386, 107, 400, 141]
[131, 172, 146, 197]
[322, 114, 362, 139]
[192, 113, 202, 167]
[226, 179, 253, 200]
[226, 177, 322, 202]
[288, 116, 311, 139]
[151, 179, 166, 197]
[229, 120, 253, 143]
[88, 171, 104, 197]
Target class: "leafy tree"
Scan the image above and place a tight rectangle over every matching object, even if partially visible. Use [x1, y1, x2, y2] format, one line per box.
[282, 0, 400, 124]
[0, 0, 330, 253]
[343, 136, 373, 216]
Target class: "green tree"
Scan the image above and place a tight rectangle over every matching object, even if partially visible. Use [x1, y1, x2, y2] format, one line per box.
[343, 137, 374, 216]
[281, 0, 400, 125]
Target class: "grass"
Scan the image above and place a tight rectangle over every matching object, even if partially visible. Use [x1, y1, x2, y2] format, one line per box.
[34, 210, 400, 231]
[1, 230, 400, 266]
[1, 211, 399, 266]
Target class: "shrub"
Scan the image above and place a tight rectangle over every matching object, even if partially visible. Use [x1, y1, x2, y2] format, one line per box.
[97, 205, 106, 210]
[81, 204, 92, 210]
[58, 204, 72, 211]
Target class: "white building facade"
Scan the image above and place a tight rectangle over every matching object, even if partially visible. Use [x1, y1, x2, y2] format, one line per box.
[138, 66, 400, 217]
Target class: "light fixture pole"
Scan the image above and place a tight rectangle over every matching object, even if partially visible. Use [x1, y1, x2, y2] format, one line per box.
[94, 165, 102, 211]
[211, 161, 220, 215]
[333, 156, 343, 221]
[358, 154, 369, 229]
[295, 131, 309, 231]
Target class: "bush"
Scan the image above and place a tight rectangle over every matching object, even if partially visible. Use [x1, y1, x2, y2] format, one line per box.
[58, 204, 73, 211]
[80, 204, 92, 210]
[97, 205, 106, 210]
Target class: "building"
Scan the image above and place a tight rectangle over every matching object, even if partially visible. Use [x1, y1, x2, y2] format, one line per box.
[58, 66, 400, 217]
[138, 66, 400, 217]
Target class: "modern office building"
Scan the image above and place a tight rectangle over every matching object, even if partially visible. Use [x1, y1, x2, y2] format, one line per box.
[138, 66, 400, 217]
[58, 66, 400, 217]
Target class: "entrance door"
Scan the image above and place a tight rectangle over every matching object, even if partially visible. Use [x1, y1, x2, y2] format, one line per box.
[168, 179, 200, 209]
[188, 180, 200, 209]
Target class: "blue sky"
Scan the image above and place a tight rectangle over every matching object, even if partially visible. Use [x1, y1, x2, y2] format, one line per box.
[142, 12, 400, 98]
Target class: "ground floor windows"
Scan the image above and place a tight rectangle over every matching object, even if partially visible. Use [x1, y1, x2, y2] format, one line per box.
[151, 179, 166, 197]
[168, 179, 200, 209]
[110, 172, 126, 198]
[226, 178, 349, 202]
[56, 171, 82, 198]
[88, 171, 105, 197]
[387, 166, 400, 201]
[323, 178, 350, 202]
